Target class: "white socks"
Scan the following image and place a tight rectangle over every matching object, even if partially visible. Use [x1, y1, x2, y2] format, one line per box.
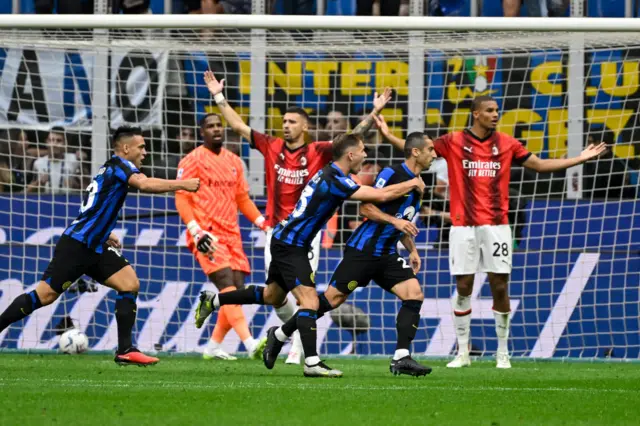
[243, 337, 256, 353]
[275, 298, 296, 323]
[493, 310, 510, 354]
[393, 349, 410, 361]
[452, 294, 472, 356]
[305, 355, 320, 366]
[275, 327, 288, 343]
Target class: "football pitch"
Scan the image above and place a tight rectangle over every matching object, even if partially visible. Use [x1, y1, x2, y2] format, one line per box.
[0, 354, 638, 426]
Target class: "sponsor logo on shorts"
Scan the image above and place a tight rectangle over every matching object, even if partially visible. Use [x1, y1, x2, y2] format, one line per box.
[310, 272, 315, 284]
[347, 280, 358, 291]
[62, 281, 73, 290]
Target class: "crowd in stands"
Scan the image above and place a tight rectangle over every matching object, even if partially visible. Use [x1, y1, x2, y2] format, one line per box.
[0, 0, 638, 250]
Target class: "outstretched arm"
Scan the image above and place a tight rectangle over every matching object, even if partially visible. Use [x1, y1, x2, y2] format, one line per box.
[128, 173, 200, 194]
[373, 114, 406, 151]
[204, 70, 251, 140]
[522, 143, 607, 173]
[351, 87, 393, 138]
[350, 178, 425, 203]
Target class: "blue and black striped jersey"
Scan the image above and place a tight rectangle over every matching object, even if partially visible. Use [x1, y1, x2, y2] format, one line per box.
[273, 163, 361, 249]
[346, 163, 422, 256]
[63, 155, 139, 253]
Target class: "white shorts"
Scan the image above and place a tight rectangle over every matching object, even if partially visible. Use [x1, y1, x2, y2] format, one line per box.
[265, 228, 321, 273]
[449, 225, 513, 275]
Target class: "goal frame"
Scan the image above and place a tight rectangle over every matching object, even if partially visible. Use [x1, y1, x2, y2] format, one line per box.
[0, 15, 639, 197]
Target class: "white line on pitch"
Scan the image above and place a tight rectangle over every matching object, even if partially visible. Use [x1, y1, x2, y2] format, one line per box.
[0, 378, 637, 394]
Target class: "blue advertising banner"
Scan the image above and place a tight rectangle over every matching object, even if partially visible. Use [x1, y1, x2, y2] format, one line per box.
[0, 195, 638, 358]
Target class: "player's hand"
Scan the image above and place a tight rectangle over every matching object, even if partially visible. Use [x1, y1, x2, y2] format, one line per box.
[409, 250, 421, 274]
[203, 70, 225, 96]
[580, 142, 607, 162]
[106, 232, 122, 249]
[392, 219, 419, 237]
[413, 177, 426, 195]
[182, 178, 200, 192]
[194, 230, 218, 255]
[254, 216, 269, 232]
[372, 87, 393, 113]
[373, 114, 391, 137]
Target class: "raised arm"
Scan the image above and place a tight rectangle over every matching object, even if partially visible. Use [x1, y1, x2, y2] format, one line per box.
[373, 114, 406, 151]
[360, 203, 419, 237]
[351, 87, 393, 138]
[521, 143, 607, 173]
[350, 178, 425, 203]
[204, 70, 251, 140]
[128, 173, 200, 194]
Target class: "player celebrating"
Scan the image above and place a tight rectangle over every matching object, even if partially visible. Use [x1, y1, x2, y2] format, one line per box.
[376, 96, 606, 369]
[195, 133, 425, 377]
[203, 70, 392, 364]
[175, 113, 268, 361]
[263, 132, 436, 377]
[0, 126, 200, 366]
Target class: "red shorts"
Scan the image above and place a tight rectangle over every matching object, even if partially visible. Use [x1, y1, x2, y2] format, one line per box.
[189, 235, 250, 276]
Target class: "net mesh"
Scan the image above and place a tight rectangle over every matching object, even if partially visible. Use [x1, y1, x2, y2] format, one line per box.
[0, 26, 638, 358]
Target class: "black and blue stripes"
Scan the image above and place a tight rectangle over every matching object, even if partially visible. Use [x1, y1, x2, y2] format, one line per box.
[347, 163, 422, 256]
[63, 155, 139, 253]
[273, 163, 360, 249]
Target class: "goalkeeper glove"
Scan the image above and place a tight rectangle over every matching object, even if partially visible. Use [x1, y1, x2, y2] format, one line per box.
[186, 220, 218, 254]
[254, 216, 269, 232]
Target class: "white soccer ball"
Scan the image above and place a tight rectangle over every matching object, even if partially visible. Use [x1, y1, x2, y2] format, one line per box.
[59, 329, 89, 354]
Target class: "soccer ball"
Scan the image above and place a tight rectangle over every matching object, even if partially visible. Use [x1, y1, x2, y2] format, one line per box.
[59, 329, 89, 354]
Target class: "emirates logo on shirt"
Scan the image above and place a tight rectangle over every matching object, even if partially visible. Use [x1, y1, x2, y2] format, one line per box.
[274, 164, 309, 184]
[462, 159, 501, 177]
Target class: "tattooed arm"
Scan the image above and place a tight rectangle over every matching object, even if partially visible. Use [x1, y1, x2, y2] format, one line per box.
[351, 87, 393, 138]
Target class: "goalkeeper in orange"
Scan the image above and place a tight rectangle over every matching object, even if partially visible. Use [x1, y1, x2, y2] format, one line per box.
[176, 113, 268, 360]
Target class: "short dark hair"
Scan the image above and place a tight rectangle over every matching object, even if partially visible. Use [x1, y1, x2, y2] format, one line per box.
[284, 107, 309, 122]
[404, 132, 427, 159]
[332, 133, 362, 160]
[50, 126, 65, 134]
[471, 95, 497, 112]
[112, 125, 142, 147]
[199, 113, 221, 128]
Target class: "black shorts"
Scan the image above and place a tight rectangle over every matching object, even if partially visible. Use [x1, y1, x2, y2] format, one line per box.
[330, 247, 416, 294]
[266, 239, 315, 292]
[41, 235, 130, 293]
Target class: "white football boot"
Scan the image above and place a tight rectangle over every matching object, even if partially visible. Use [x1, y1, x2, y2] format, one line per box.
[446, 352, 471, 368]
[496, 352, 512, 369]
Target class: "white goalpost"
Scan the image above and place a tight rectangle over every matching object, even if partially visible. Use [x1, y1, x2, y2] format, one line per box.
[0, 15, 638, 359]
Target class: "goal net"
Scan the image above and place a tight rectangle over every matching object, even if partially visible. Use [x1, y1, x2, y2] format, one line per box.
[0, 16, 638, 359]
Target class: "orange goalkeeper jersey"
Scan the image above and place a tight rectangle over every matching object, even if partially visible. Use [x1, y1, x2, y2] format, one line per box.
[175, 146, 261, 243]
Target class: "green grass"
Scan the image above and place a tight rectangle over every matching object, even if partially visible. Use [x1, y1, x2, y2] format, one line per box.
[0, 354, 639, 426]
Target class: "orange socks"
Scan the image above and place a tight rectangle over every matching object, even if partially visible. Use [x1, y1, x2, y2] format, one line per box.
[210, 287, 252, 343]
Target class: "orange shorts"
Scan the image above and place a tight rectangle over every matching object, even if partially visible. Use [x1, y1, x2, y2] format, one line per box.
[190, 236, 250, 276]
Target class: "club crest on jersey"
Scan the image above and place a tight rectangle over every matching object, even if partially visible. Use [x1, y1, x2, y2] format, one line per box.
[231, 167, 237, 176]
[492, 145, 499, 156]
[300, 156, 307, 167]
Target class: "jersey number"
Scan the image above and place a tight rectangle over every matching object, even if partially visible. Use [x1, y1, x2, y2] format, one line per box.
[292, 185, 314, 218]
[492, 242, 509, 257]
[398, 257, 411, 270]
[80, 181, 99, 213]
